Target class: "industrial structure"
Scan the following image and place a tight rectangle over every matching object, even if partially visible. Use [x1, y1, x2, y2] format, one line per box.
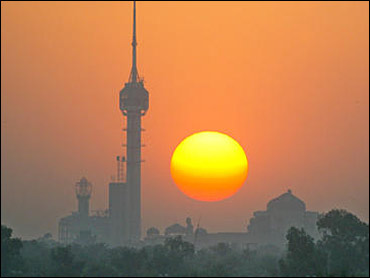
[58, 177, 110, 245]
[58, 1, 148, 246]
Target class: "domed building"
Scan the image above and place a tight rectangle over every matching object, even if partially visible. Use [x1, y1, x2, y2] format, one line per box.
[247, 189, 319, 246]
[164, 223, 187, 236]
[141, 190, 319, 250]
[164, 217, 194, 237]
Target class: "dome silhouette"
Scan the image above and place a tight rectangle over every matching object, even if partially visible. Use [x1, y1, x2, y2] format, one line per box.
[267, 189, 306, 212]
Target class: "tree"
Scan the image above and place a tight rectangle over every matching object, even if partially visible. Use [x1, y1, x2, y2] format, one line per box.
[109, 246, 148, 276]
[1, 225, 23, 277]
[317, 209, 369, 276]
[164, 235, 194, 256]
[21, 239, 53, 276]
[279, 227, 326, 276]
[146, 236, 195, 276]
[210, 242, 232, 257]
[146, 227, 160, 238]
[50, 245, 85, 277]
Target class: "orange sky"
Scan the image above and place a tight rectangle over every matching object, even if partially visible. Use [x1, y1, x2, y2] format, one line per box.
[1, 1, 369, 239]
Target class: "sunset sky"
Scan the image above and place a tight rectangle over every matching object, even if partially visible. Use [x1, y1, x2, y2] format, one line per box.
[1, 1, 369, 239]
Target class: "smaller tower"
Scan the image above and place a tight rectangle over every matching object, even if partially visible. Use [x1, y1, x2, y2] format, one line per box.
[75, 177, 92, 229]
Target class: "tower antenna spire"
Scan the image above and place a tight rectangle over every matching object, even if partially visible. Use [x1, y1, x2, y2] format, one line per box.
[129, 0, 138, 83]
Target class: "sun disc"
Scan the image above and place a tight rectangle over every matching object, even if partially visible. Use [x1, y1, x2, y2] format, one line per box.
[170, 131, 248, 201]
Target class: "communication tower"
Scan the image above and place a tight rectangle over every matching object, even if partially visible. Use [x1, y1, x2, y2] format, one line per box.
[119, 0, 149, 241]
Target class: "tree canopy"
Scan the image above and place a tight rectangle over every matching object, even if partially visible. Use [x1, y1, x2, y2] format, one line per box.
[1, 208, 368, 277]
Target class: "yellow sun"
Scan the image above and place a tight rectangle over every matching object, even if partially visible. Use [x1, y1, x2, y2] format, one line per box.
[170, 131, 248, 202]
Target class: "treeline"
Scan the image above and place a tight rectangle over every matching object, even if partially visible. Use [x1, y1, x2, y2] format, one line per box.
[1, 209, 369, 277]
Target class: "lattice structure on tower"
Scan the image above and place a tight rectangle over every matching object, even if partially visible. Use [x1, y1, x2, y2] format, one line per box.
[116, 155, 126, 182]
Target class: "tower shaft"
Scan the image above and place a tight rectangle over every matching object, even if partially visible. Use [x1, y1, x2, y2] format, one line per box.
[126, 111, 142, 240]
[78, 196, 89, 231]
[75, 177, 92, 233]
[78, 196, 90, 219]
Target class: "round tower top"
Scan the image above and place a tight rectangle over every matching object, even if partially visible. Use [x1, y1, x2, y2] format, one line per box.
[75, 177, 92, 198]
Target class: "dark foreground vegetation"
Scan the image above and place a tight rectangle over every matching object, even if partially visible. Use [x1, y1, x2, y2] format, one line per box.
[2, 209, 369, 277]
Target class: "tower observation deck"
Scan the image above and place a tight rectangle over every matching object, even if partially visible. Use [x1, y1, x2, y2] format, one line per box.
[119, 0, 149, 242]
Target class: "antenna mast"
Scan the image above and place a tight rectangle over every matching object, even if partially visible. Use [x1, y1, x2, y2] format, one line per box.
[129, 0, 139, 83]
[193, 216, 202, 247]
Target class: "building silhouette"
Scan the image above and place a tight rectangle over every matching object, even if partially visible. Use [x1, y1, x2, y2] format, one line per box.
[58, 1, 147, 246]
[143, 190, 319, 250]
[58, 177, 109, 245]
[247, 189, 319, 246]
